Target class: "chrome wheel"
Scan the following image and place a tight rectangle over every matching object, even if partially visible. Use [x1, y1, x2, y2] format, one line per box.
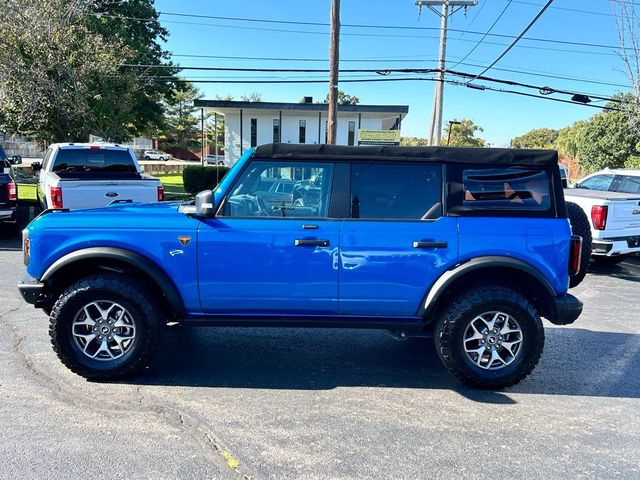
[463, 311, 523, 370]
[71, 301, 137, 361]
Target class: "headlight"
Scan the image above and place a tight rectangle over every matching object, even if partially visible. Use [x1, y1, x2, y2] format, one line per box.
[23, 231, 30, 266]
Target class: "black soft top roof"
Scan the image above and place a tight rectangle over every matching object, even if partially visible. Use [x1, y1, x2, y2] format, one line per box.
[253, 143, 558, 166]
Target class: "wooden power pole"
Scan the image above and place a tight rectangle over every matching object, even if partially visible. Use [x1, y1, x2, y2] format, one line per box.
[416, 0, 476, 146]
[327, 0, 340, 145]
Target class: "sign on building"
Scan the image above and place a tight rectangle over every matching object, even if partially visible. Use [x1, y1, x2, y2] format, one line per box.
[357, 129, 401, 146]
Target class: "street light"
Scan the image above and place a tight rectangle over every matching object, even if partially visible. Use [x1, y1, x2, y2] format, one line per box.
[446, 120, 461, 146]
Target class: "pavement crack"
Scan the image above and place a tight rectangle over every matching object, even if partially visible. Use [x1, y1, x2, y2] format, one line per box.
[0, 311, 257, 479]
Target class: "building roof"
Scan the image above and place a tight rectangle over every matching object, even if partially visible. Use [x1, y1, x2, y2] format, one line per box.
[253, 143, 559, 166]
[194, 99, 408, 114]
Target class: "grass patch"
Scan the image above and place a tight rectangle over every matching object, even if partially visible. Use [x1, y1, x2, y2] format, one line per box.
[156, 174, 194, 201]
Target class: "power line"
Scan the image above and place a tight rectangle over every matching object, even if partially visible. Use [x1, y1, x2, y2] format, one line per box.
[466, 0, 554, 83]
[451, 0, 513, 69]
[153, 75, 621, 111]
[98, 12, 627, 53]
[167, 53, 630, 89]
[511, 0, 613, 17]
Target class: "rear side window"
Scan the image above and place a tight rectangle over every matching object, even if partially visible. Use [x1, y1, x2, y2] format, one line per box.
[615, 175, 640, 194]
[577, 174, 614, 191]
[350, 163, 442, 220]
[52, 149, 138, 178]
[463, 168, 551, 211]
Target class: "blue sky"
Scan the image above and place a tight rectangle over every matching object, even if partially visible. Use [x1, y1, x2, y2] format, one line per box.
[154, 0, 629, 146]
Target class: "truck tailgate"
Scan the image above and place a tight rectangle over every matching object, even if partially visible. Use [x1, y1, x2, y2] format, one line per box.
[59, 179, 159, 209]
[609, 198, 640, 231]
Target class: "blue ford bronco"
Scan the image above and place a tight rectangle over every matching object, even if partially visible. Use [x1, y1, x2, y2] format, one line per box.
[18, 144, 584, 388]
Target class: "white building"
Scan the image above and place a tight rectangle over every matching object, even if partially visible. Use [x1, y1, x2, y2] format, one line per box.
[195, 97, 409, 165]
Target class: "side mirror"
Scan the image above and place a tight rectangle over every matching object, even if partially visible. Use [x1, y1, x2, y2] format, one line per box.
[195, 190, 215, 218]
[31, 162, 42, 172]
[11, 155, 22, 165]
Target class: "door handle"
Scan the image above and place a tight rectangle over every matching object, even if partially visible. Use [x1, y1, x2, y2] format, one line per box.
[413, 241, 448, 249]
[295, 239, 330, 247]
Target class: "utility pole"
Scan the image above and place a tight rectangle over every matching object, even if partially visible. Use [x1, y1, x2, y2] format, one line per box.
[327, 0, 340, 144]
[416, 0, 477, 146]
[201, 107, 205, 166]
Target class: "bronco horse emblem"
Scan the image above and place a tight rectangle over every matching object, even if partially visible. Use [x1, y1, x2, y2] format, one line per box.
[177, 235, 191, 246]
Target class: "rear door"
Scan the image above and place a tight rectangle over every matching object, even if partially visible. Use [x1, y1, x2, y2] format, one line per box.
[339, 162, 458, 317]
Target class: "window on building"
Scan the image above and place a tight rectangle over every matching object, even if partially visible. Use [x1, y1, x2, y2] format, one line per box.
[273, 119, 280, 143]
[325, 121, 328, 144]
[299, 120, 306, 144]
[348, 121, 356, 146]
[350, 163, 442, 220]
[250, 118, 257, 148]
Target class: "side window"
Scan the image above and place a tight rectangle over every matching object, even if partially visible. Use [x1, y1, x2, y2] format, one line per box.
[614, 175, 640, 194]
[350, 163, 442, 220]
[463, 168, 550, 211]
[41, 148, 53, 171]
[222, 161, 333, 218]
[577, 174, 614, 191]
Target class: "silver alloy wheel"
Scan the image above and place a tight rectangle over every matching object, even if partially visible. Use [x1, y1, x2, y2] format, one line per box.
[463, 311, 523, 370]
[71, 301, 137, 362]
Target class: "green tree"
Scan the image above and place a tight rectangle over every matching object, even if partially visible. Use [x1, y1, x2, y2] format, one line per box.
[0, 0, 176, 143]
[444, 119, 485, 147]
[400, 136, 430, 146]
[511, 128, 558, 149]
[162, 82, 203, 149]
[241, 92, 262, 102]
[324, 90, 360, 105]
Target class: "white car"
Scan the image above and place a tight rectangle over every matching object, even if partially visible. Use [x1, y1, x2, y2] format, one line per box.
[143, 150, 170, 161]
[33, 143, 164, 211]
[565, 168, 640, 264]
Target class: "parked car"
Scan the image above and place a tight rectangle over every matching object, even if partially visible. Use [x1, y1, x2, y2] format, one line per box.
[18, 144, 584, 389]
[205, 154, 226, 166]
[571, 168, 640, 194]
[33, 143, 164, 211]
[0, 145, 18, 229]
[558, 164, 569, 187]
[143, 150, 170, 161]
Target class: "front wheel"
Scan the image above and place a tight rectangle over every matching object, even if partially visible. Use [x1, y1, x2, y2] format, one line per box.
[49, 273, 164, 380]
[434, 285, 544, 389]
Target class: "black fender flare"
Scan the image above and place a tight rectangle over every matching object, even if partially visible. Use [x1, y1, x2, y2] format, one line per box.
[41, 247, 184, 314]
[418, 256, 557, 317]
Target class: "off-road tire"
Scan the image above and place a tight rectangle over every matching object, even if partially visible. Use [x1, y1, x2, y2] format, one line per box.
[49, 273, 164, 380]
[592, 254, 628, 266]
[566, 201, 592, 288]
[434, 285, 544, 389]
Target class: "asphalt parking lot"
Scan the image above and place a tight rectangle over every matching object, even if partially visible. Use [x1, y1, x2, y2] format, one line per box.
[1, 231, 639, 479]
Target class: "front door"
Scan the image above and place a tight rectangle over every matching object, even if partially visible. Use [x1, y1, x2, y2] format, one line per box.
[339, 162, 458, 317]
[197, 160, 339, 314]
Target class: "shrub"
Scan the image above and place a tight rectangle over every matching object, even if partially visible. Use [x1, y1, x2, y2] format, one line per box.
[182, 166, 229, 194]
[624, 156, 640, 169]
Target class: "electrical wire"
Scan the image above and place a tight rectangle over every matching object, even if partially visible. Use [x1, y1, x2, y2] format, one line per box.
[450, 0, 514, 69]
[466, 0, 555, 84]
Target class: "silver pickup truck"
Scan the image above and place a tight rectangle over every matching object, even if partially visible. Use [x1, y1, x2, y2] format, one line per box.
[33, 143, 164, 211]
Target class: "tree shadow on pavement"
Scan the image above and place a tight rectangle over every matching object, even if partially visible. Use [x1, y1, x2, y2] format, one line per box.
[587, 258, 640, 283]
[129, 326, 640, 403]
[0, 232, 21, 251]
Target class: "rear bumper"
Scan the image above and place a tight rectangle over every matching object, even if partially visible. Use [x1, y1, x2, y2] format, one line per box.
[17, 273, 45, 305]
[0, 208, 16, 222]
[592, 235, 640, 256]
[549, 293, 583, 326]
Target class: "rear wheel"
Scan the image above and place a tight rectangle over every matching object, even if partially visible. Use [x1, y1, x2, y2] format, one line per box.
[434, 285, 544, 389]
[144, 155, 151, 160]
[49, 273, 164, 380]
[592, 254, 628, 266]
[566, 201, 592, 288]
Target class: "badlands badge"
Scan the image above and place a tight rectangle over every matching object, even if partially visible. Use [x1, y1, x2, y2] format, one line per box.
[177, 235, 191, 247]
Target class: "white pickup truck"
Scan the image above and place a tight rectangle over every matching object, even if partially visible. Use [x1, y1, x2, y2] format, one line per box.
[564, 188, 640, 265]
[34, 143, 164, 211]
